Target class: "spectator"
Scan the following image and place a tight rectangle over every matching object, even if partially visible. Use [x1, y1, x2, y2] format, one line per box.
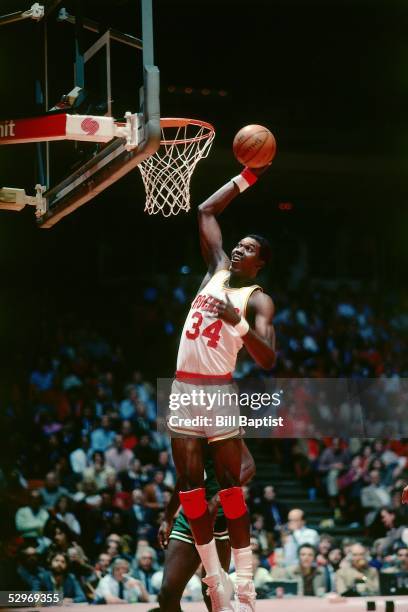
[94, 557, 149, 603]
[361, 469, 391, 527]
[90, 415, 116, 453]
[15, 490, 49, 539]
[133, 434, 158, 467]
[94, 552, 112, 580]
[126, 489, 151, 538]
[381, 545, 408, 574]
[69, 434, 92, 474]
[143, 470, 172, 511]
[83, 451, 116, 490]
[53, 495, 81, 536]
[271, 544, 327, 596]
[121, 420, 138, 451]
[376, 507, 407, 554]
[119, 386, 139, 421]
[316, 534, 334, 567]
[318, 438, 351, 508]
[42, 552, 87, 603]
[40, 472, 69, 510]
[119, 457, 145, 492]
[326, 547, 343, 592]
[259, 485, 288, 539]
[282, 508, 319, 566]
[105, 434, 134, 474]
[335, 543, 379, 596]
[157, 451, 176, 489]
[251, 514, 272, 555]
[16, 545, 48, 591]
[131, 546, 159, 596]
[45, 522, 86, 562]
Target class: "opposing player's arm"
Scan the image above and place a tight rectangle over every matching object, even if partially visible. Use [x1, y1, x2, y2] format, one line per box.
[197, 181, 240, 273]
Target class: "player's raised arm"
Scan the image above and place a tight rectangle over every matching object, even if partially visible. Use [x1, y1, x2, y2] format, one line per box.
[197, 182, 239, 273]
[197, 167, 261, 274]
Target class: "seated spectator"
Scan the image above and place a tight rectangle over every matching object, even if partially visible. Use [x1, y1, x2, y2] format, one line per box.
[42, 552, 87, 603]
[157, 451, 176, 489]
[94, 557, 149, 603]
[316, 534, 334, 567]
[131, 546, 160, 596]
[73, 475, 102, 506]
[53, 494, 81, 536]
[119, 385, 139, 421]
[251, 514, 272, 556]
[335, 543, 380, 596]
[40, 472, 69, 510]
[16, 545, 48, 591]
[83, 451, 116, 490]
[105, 434, 134, 474]
[271, 544, 327, 596]
[326, 547, 344, 592]
[381, 545, 408, 574]
[119, 457, 145, 492]
[318, 438, 351, 508]
[259, 485, 288, 540]
[282, 508, 319, 566]
[361, 469, 391, 527]
[69, 434, 92, 474]
[133, 434, 158, 467]
[121, 420, 138, 451]
[44, 522, 86, 562]
[15, 490, 49, 539]
[126, 489, 151, 538]
[143, 470, 172, 512]
[94, 552, 112, 581]
[376, 507, 407, 554]
[90, 415, 116, 453]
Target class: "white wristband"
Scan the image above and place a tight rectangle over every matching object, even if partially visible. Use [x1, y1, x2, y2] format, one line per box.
[231, 174, 250, 193]
[235, 317, 250, 337]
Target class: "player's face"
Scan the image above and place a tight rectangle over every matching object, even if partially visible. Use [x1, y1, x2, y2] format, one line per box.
[230, 237, 263, 277]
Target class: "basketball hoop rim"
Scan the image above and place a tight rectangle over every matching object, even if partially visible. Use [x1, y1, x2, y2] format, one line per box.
[159, 117, 215, 145]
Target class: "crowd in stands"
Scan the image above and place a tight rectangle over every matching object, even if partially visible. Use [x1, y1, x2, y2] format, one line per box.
[0, 281, 407, 602]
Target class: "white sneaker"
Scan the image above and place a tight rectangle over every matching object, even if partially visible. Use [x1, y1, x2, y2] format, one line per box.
[203, 569, 234, 611]
[234, 580, 256, 612]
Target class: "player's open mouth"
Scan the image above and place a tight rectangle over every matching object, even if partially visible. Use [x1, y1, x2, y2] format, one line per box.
[231, 255, 242, 262]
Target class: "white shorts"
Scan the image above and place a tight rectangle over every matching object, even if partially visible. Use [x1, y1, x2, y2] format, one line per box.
[167, 378, 241, 443]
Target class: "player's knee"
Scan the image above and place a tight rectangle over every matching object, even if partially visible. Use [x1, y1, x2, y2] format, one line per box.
[219, 486, 247, 519]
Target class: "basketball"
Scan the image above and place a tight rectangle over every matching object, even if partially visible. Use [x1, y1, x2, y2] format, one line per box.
[233, 124, 276, 168]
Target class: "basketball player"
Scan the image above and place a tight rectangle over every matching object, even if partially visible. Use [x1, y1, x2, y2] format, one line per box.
[170, 166, 276, 612]
[156, 440, 255, 612]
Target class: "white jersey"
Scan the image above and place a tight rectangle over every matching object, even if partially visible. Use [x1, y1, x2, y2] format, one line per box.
[176, 269, 262, 376]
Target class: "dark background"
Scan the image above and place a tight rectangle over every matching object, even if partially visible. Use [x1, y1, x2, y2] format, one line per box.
[0, 0, 407, 375]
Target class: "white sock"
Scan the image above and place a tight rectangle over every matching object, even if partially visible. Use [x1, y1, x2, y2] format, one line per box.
[232, 545, 253, 582]
[196, 538, 222, 577]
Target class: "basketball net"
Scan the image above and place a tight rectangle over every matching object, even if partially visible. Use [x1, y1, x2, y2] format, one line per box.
[138, 118, 215, 216]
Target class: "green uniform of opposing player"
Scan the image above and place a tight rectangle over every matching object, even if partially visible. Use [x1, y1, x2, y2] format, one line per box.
[154, 440, 255, 612]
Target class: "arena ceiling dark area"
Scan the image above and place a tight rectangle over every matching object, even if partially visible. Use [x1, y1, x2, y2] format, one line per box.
[0, 0, 407, 298]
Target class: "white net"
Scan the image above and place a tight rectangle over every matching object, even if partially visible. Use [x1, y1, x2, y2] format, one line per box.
[138, 118, 215, 216]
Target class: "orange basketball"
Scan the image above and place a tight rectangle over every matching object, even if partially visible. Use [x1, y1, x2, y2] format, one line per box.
[233, 124, 276, 168]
